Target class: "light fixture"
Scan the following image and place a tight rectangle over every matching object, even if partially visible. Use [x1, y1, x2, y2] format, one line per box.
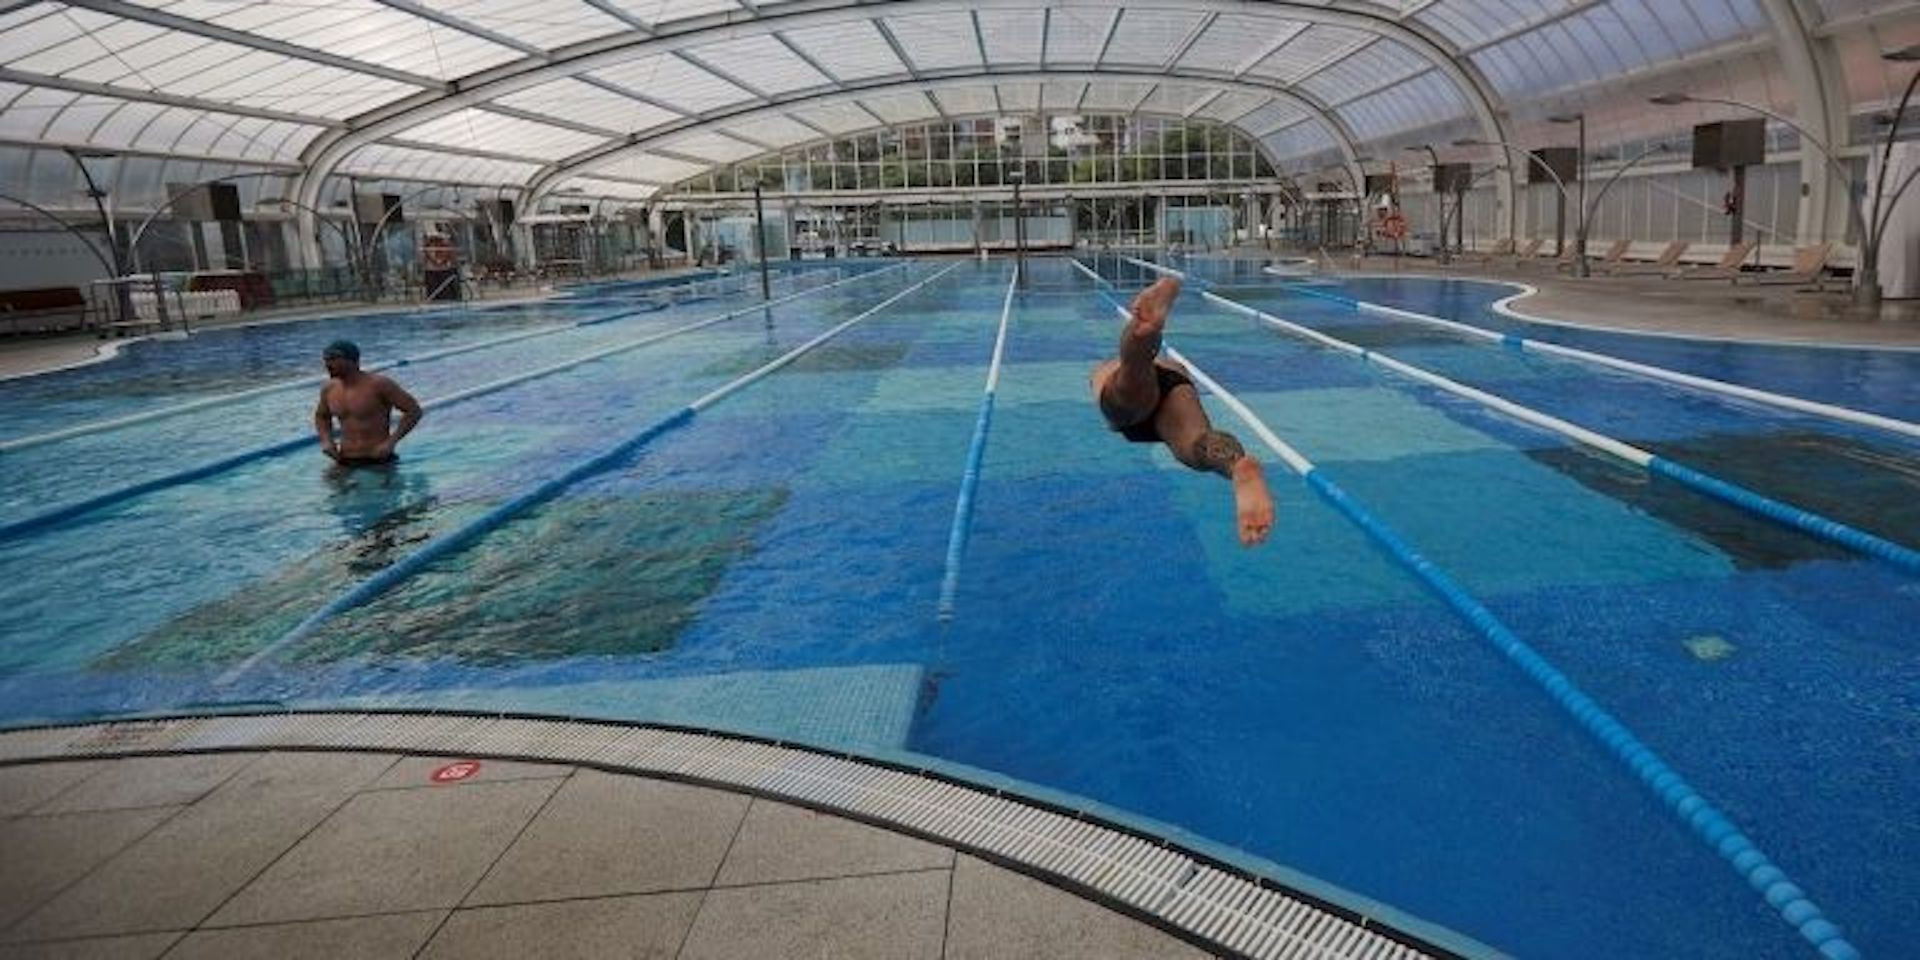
[1648, 93, 1691, 106]
[1547, 113, 1582, 124]
[1884, 44, 1920, 62]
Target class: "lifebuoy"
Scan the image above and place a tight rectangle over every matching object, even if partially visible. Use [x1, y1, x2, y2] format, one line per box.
[422, 239, 457, 271]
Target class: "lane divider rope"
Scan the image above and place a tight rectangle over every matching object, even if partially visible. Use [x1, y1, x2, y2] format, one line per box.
[1116, 256, 1920, 576]
[1219, 257, 1920, 443]
[1075, 257, 1862, 960]
[0, 266, 832, 453]
[218, 261, 960, 684]
[937, 263, 1020, 621]
[0, 264, 910, 543]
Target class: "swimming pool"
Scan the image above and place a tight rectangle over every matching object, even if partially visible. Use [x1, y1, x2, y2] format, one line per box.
[2, 257, 1915, 959]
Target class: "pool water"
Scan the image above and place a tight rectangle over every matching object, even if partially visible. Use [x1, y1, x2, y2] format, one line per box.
[2, 258, 1916, 959]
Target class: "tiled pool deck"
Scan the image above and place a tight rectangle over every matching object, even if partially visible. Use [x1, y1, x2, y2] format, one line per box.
[0, 715, 1454, 960]
[1, 748, 1221, 960]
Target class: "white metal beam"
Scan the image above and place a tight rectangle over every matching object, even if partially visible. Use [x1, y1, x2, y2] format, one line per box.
[371, 0, 546, 59]
[59, 0, 446, 91]
[291, 0, 1520, 265]
[1756, 0, 1850, 246]
[522, 67, 1362, 205]
[0, 67, 344, 128]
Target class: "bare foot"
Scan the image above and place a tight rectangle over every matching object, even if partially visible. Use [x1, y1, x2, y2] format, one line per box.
[1231, 456, 1275, 547]
[1120, 276, 1181, 362]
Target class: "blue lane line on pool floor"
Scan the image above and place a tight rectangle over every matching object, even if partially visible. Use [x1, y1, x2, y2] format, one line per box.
[217, 261, 961, 684]
[1119, 255, 1920, 579]
[937, 262, 1019, 622]
[0, 265, 910, 544]
[1075, 256, 1862, 960]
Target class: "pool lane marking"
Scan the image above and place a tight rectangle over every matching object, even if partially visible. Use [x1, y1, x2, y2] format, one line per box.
[1074, 263, 1862, 960]
[937, 262, 1020, 622]
[1114, 256, 1920, 577]
[1151, 254, 1920, 444]
[0, 267, 810, 454]
[217, 261, 962, 684]
[0, 264, 911, 544]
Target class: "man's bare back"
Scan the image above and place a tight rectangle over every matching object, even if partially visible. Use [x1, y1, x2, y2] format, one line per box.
[315, 340, 422, 464]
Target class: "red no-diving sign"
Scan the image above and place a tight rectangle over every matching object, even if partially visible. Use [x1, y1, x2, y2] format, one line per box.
[430, 760, 482, 784]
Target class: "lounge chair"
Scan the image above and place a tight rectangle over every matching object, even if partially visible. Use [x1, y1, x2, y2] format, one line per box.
[1563, 238, 1631, 273]
[1672, 239, 1758, 280]
[1732, 242, 1834, 288]
[1500, 237, 1545, 267]
[1604, 240, 1688, 276]
[1461, 237, 1515, 265]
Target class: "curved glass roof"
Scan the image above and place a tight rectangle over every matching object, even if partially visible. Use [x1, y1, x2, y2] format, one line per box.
[1, 0, 1914, 207]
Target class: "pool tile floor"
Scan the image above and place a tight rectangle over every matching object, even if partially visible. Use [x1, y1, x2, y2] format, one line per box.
[0, 752, 1218, 959]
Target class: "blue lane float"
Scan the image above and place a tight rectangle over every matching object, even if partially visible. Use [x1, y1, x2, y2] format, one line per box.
[218, 261, 961, 683]
[937, 263, 1019, 622]
[1118, 255, 1920, 579]
[0, 265, 822, 454]
[0, 264, 909, 544]
[1074, 257, 1861, 960]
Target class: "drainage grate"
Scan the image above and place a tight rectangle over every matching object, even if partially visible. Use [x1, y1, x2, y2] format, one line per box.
[0, 713, 1452, 960]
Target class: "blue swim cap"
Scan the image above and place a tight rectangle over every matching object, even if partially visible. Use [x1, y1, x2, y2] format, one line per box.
[322, 339, 360, 362]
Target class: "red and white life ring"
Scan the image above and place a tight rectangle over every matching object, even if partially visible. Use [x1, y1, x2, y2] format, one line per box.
[422, 240, 457, 271]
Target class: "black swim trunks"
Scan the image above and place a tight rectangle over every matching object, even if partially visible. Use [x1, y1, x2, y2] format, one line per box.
[333, 453, 398, 468]
[1109, 365, 1196, 444]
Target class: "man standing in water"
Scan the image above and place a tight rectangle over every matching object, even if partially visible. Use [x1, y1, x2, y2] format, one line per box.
[1090, 277, 1274, 546]
[315, 339, 422, 466]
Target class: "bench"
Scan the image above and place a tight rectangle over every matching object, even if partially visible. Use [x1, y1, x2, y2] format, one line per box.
[0, 287, 90, 335]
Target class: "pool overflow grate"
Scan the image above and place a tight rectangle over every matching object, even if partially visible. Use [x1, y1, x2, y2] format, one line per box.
[0, 712, 1449, 960]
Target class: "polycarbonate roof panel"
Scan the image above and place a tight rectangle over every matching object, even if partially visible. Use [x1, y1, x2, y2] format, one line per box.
[1078, 80, 1153, 112]
[1138, 82, 1213, 116]
[685, 35, 830, 96]
[604, 0, 742, 29]
[1261, 121, 1336, 162]
[552, 175, 658, 200]
[393, 108, 610, 160]
[593, 54, 752, 113]
[931, 85, 998, 116]
[1337, 70, 1469, 139]
[208, 117, 318, 162]
[1044, 8, 1114, 65]
[587, 152, 708, 183]
[1041, 79, 1087, 111]
[789, 99, 876, 134]
[1196, 90, 1266, 123]
[655, 129, 762, 162]
[714, 113, 820, 147]
[882, 13, 984, 72]
[128, 0, 523, 80]
[996, 81, 1040, 113]
[428, 0, 629, 50]
[977, 10, 1042, 65]
[494, 78, 681, 134]
[1238, 99, 1309, 136]
[1296, 39, 1427, 106]
[1, 6, 419, 120]
[1102, 10, 1206, 66]
[1246, 23, 1372, 84]
[779, 21, 905, 81]
[860, 90, 939, 124]
[342, 142, 544, 184]
[1177, 16, 1304, 74]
